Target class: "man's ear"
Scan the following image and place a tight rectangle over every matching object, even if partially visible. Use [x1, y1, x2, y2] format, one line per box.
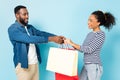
[15, 13, 19, 19]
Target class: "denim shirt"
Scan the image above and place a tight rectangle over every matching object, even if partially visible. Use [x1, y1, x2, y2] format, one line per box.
[8, 21, 55, 68]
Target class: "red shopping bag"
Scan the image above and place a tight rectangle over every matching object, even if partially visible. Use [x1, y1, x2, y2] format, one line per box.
[55, 72, 79, 80]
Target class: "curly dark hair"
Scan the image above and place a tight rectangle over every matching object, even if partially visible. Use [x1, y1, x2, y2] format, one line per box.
[92, 10, 116, 30]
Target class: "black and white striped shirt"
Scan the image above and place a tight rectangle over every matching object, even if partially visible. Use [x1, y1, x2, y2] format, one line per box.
[80, 30, 105, 66]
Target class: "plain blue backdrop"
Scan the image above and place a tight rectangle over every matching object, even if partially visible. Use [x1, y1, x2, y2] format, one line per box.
[0, 0, 120, 80]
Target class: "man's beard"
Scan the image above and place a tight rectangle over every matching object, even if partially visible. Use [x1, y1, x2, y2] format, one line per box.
[19, 18, 28, 26]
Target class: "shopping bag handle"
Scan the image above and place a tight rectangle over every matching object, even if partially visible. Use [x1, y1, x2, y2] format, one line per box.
[58, 44, 70, 49]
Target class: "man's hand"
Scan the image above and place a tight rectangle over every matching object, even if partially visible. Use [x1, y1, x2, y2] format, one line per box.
[48, 36, 65, 44]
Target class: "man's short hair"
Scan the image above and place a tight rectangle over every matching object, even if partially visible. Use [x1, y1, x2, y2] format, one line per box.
[14, 5, 26, 14]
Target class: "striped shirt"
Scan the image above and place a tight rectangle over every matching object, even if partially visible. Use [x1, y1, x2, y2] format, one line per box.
[80, 30, 105, 66]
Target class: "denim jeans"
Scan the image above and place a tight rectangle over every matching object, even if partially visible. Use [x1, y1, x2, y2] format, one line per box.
[79, 64, 103, 80]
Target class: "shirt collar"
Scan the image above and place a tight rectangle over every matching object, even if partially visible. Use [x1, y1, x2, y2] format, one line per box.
[15, 20, 28, 28]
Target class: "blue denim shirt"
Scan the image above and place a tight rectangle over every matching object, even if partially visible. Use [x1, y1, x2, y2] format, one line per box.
[8, 21, 55, 68]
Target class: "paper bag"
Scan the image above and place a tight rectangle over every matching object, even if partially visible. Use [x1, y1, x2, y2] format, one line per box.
[46, 47, 78, 76]
[55, 72, 79, 80]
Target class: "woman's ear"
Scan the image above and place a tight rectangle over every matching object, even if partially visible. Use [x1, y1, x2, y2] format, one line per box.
[97, 22, 100, 26]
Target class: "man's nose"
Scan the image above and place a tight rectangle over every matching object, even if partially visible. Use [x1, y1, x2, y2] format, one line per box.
[26, 14, 29, 19]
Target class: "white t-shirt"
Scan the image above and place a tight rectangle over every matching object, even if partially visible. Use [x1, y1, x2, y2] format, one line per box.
[25, 26, 38, 64]
[28, 44, 38, 64]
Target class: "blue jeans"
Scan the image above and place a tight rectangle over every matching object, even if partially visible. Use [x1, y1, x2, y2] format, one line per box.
[79, 64, 103, 80]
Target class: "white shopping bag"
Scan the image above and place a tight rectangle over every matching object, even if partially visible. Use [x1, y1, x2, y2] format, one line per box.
[46, 47, 78, 76]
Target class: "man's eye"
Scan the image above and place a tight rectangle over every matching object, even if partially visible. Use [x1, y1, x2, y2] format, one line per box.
[23, 14, 27, 16]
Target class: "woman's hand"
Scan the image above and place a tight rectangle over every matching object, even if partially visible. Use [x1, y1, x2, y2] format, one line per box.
[64, 38, 73, 45]
[64, 38, 80, 50]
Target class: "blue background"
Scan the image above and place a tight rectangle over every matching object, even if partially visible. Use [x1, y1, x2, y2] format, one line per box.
[0, 0, 120, 80]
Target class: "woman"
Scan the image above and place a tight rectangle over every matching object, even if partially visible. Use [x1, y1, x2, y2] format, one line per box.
[64, 10, 115, 80]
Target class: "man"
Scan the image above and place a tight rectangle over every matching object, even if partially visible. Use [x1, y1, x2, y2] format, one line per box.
[8, 5, 64, 80]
